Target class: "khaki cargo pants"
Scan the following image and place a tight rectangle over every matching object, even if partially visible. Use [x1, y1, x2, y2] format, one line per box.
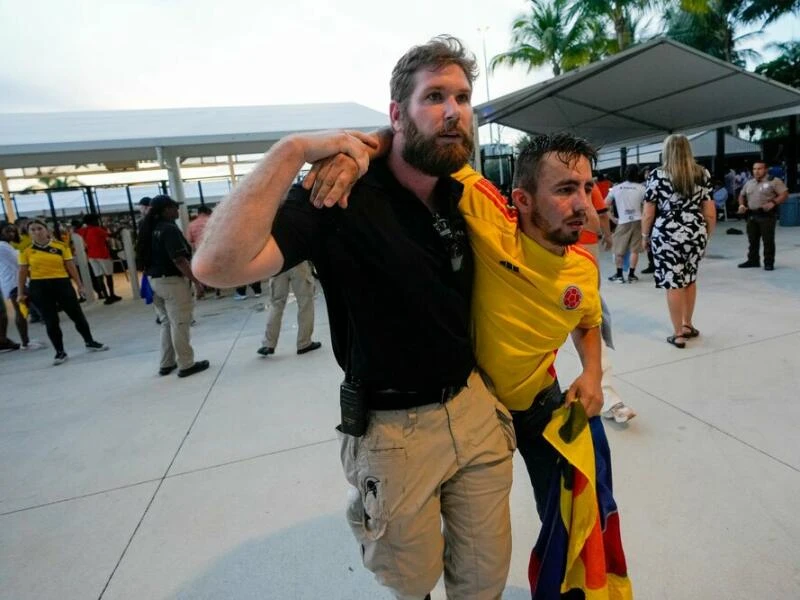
[338, 371, 516, 599]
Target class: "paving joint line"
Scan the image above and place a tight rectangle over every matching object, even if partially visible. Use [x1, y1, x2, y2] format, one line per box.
[619, 377, 800, 475]
[615, 328, 800, 377]
[96, 305, 256, 599]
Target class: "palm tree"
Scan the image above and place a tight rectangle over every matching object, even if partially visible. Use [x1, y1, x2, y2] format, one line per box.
[739, 0, 798, 24]
[569, 0, 655, 51]
[754, 41, 800, 88]
[663, 0, 762, 66]
[490, 0, 592, 77]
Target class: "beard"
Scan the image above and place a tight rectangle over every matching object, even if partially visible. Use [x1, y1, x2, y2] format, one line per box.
[401, 114, 474, 177]
[531, 206, 583, 246]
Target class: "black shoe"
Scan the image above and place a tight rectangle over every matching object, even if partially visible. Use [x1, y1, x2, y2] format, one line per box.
[257, 346, 275, 356]
[627, 273, 639, 283]
[0, 339, 20, 353]
[641, 265, 655, 274]
[53, 351, 68, 365]
[85, 341, 109, 352]
[104, 295, 122, 305]
[177, 360, 210, 378]
[608, 273, 625, 283]
[159, 364, 178, 376]
[297, 341, 322, 355]
[764, 265, 774, 271]
[738, 261, 760, 268]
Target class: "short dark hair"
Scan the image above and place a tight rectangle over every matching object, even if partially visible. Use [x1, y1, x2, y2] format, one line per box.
[513, 133, 597, 192]
[624, 164, 640, 182]
[196, 205, 212, 215]
[753, 160, 767, 167]
[83, 214, 100, 226]
[138, 196, 151, 207]
[390, 35, 478, 108]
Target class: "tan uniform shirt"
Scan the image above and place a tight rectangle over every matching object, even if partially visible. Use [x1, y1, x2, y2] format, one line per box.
[741, 177, 788, 210]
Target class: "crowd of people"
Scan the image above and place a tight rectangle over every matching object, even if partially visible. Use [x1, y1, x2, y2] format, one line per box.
[0, 32, 795, 599]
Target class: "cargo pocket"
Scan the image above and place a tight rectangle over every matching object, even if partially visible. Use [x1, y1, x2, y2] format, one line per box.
[495, 402, 517, 451]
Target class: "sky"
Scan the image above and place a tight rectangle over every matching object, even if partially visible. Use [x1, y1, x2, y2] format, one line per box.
[0, 0, 798, 163]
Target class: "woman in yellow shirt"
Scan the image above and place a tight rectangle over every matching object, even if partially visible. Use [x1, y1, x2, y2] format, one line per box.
[17, 220, 108, 365]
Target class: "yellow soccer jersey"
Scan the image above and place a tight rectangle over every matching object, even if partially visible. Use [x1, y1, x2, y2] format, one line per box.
[19, 240, 72, 280]
[453, 165, 602, 411]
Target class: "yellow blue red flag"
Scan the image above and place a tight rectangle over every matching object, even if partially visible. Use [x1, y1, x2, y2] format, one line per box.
[529, 403, 633, 599]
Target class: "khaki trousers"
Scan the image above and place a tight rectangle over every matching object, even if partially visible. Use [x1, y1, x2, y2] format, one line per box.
[150, 276, 195, 370]
[338, 371, 515, 599]
[262, 261, 315, 350]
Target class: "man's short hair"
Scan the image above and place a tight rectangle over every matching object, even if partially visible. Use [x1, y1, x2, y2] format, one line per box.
[513, 133, 597, 192]
[390, 35, 478, 108]
[753, 160, 767, 167]
[138, 196, 151, 207]
[624, 164, 640, 182]
[196, 205, 212, 215]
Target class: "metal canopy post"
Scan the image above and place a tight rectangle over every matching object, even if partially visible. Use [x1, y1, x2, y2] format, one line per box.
[787, 115, 798, 192]
[227, 155, 237, 188]
[157, 147, 189, 232]
[198, 181, 205, 205]
[619, 147, 627, 180]
[85, 186, 98, 215]
[46, 190, 61, 238]
[714, 128, 726, 180]
[472, 114, 483, 174]
[1, 170, 15, 223]
[125, 186, 137, 231]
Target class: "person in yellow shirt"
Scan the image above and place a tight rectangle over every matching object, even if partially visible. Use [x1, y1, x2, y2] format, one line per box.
[18, 220, 108, 365]
[306, 131, 605, 516]
[453, 133, 603, 514]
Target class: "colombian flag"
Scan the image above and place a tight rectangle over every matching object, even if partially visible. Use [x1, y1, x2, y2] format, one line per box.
[529, 403, 633, 599]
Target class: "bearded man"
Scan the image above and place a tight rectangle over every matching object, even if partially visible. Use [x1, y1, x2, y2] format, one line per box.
[193, 36, 515, 600]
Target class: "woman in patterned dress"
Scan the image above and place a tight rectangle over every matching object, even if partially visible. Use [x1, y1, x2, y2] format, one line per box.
[642, 135, 717, 348]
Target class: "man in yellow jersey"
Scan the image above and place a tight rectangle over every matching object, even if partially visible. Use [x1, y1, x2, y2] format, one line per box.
[452, 133, 603, 514]
[306, 132, 604, 516]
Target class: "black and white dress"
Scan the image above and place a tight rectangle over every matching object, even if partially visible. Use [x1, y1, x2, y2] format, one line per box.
[644, 167, 711, 289]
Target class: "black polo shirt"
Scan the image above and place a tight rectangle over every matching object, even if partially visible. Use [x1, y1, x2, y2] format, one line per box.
[146, 220, 191, 277]
[271, 158, 475, 392]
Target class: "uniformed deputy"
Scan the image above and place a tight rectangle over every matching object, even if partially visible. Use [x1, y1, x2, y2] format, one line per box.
[737, 160, 789, 271]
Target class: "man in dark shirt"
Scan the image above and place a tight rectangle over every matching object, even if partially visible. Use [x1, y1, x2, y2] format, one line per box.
[143, 195, 209, 378]
[194, 36, 515, 600]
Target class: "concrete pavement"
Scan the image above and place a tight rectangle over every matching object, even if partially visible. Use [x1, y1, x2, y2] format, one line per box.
[2, 224, 799, 599]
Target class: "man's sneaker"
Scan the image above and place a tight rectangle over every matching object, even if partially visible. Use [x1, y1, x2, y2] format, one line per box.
[53, 352, 68, 365]
[104, 295, 122, 305]
[0, 339, 20, 353]
[627, 273, 639, 283]
[159, 364, 178, 376]
[764, 265, 774, 271]
[603, 402, 637, 424]
[177, 360, 210, 378]
[233, 293, 247, 301]
[21, 340, 45, 351]
[253, 292, 262, 298]
[297, 341, 322, 355]
[641, 265, 655, 274]
[85, 341, 109, 352]
[257, 346, 275, 356]
[608, 273, 625, 283]
[738, 261, 760, 268]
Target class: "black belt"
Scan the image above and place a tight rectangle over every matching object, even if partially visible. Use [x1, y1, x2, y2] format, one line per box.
[148, 274, 182, 279]
[366, 383, 466, 410]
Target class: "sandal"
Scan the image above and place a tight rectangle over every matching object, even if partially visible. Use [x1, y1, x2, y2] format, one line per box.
[667, 335, 687, 348]
[682, 325, 700, 338]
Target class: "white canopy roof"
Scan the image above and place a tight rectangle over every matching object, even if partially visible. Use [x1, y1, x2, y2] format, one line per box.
[476, 37, 800, 147]
[0, 103, 388, 168]
[596, 130, 761, 170]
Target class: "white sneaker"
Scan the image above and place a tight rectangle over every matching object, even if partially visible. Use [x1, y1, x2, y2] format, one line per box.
[21, 340, 45, 351]
[233, 293, 247, 301]
[253, 292, 262, 298]
[603, 402, 637, 424]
